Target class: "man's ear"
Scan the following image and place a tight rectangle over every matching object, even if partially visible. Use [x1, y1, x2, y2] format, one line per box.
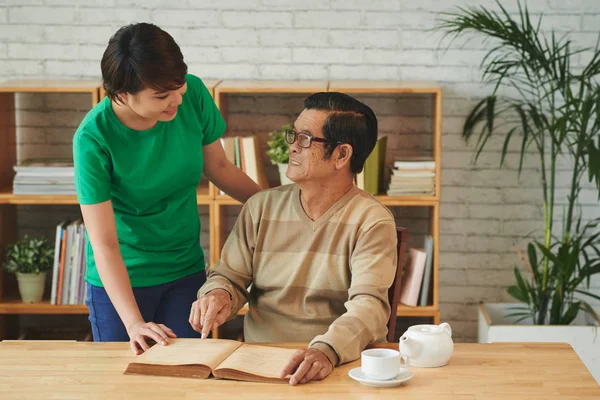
[335, 144, 353, 169]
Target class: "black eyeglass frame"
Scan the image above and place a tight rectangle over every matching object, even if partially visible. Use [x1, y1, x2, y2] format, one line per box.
[284, 128, 340, 148]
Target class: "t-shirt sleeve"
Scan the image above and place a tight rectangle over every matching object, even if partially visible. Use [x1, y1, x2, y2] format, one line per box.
[73, 130, 112, 205]
[187, 74, 226, 146]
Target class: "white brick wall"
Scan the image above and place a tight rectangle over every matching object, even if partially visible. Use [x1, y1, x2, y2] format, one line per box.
[1, 0, 599, 342]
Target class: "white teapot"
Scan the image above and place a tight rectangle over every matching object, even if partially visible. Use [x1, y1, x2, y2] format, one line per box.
[399, 322, 453, 368]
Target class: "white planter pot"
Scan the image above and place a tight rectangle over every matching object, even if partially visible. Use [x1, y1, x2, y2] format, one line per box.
[478, 302, 600, 384]
[277, 163, 293, 186]
[16, 271, 47, 303]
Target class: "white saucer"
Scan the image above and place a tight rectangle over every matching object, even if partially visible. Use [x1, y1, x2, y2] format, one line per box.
[348, 367, 413, 388]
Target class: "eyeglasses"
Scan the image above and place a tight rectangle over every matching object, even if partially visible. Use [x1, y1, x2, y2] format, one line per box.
[285, 128, 336, 149]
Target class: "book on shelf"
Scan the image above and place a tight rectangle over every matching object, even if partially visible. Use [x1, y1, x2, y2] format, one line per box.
[124, 338, 297, 383]
[419, 235, 434, 307]
[14, 158, 74, 169]
[356, 135, 388, 195]
[51, 219, 87, 305]
[219, 136, 269, 195]
[399, 236, 435, 307]
[393, 158, 436, 170]
[399, 248, 427, 307]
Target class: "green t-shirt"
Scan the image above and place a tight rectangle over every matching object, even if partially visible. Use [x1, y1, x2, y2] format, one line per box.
[73, 74, 225, 287]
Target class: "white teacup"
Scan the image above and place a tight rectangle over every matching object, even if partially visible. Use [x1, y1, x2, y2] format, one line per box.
[361, 348, 409, 381]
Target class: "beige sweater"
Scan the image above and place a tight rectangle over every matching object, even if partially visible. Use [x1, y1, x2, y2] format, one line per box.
[198, 184, 397, 366]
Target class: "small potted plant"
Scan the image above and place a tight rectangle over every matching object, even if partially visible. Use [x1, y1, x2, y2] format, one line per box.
[266, 123, 293, 185]
[3, 235, 54, 303]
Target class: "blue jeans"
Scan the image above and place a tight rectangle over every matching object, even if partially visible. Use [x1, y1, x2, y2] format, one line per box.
[86, 270, 206, 342]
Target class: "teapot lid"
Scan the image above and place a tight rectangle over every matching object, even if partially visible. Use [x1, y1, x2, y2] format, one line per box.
[408, 324, 443, 335]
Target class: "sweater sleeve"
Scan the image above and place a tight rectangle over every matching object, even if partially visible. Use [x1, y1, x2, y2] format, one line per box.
[197, 200, 257, 319]
[308, 218, 397, 366]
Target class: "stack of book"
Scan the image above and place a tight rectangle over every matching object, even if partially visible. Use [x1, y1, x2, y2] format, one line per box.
[50, 220, 87, 305]
[13, 159, 75, 195]
[387, 158, 436, 197]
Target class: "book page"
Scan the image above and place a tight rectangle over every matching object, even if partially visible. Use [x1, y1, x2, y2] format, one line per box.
[133, 338, 243, 370]
[214, 344, 297, 379]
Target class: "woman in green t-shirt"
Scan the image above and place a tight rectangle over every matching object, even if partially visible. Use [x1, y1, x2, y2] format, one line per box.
[73, 23, 261, 355]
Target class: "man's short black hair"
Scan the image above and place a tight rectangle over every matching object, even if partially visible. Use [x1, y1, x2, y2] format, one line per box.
[303, 92, 378, 174]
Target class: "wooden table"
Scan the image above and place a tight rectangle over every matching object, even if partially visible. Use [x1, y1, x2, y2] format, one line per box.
[0, 341, 598, 399]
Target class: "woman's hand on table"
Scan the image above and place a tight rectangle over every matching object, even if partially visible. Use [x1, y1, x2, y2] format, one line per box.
[126, 321, 177, 355]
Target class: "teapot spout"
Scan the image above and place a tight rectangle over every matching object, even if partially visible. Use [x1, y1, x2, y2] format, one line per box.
[399, 335, 421, 359]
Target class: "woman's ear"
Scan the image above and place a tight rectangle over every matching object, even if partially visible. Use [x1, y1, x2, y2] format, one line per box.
[112, 92, 129, 106]
[117, 92, 129, 105]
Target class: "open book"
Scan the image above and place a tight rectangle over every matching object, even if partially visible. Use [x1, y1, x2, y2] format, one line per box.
[124, 338, 298, 383]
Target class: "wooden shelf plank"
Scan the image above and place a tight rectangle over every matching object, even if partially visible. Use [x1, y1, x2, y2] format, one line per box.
[375, 195, 439, 206]
[216, 80, 329, 93]
[0, 79, 102, 93]
[0, 187, 212, 205]
[0, 300, 88, 315]
[397, 305, 438, 316]
[0, 191, 79, 205]
[328, 80, 441, 94]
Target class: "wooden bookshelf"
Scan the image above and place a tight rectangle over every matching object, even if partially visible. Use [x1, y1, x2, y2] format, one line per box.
[0, 79, 223, 332]
[0, 80, 102, 338]
[0, 79, 442, 340]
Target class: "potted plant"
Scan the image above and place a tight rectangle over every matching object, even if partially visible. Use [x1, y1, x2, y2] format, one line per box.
[437, 0, 600, 382]
[266, 124, 293, 186]
[3, 235, 54, 303]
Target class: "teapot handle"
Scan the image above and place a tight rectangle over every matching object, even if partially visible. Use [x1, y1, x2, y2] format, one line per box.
[439, 322, 452, 337]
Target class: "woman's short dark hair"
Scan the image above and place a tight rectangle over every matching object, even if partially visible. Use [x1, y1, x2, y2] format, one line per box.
[101, 22, 187, 102]
[303, 92, 378, 174]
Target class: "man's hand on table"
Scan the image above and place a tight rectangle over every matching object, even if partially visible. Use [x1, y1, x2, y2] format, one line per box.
[280, 348, 333, 385]
[189, 289, 232, 338]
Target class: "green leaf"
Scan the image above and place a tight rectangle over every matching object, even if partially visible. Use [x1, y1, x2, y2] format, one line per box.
[574, 289, 600, 302]
[527, 242, 540, 283]
[587, 136, 600, 195]
[536, 242, 565, 269]
[504, 310, 531, 317]
[511, 314, 532, 324]
[462, 97, 489, 144]
[514, 267, 531, 301]
[559, 302, 581, 325]
[507, 285, 529, 304]
[500, 127, 517, 167]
